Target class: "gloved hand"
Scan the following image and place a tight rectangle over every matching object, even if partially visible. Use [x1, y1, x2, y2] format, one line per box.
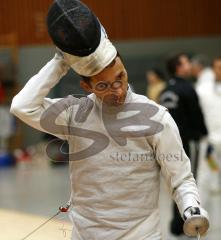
[55, 47, 65, 59]
[54, 47, 70, 75]
[206, 143, 219, 171]
[183, 206, 209, 237]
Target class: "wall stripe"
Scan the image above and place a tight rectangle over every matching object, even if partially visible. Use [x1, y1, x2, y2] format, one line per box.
[0, 0, 220, 45]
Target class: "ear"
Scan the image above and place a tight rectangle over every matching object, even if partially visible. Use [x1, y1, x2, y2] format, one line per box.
[80, 80, 93, 93]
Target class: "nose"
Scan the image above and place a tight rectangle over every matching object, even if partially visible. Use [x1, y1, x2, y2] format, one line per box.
[110, 87, 123, 96]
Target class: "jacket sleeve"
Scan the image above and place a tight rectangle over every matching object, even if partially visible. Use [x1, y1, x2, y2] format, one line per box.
[183, 86, 208, 140]
[154, 110, 200, 216]
[10, 54, 71, 140]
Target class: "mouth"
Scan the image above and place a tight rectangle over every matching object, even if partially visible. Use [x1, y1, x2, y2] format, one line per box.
[103, 94, 125, 106]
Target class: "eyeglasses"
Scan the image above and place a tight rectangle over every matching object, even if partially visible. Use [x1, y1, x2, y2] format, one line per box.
[93, 80, 123, 93]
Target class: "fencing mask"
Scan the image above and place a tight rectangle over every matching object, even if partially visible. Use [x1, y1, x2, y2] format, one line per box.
[47, 0, 117, 77]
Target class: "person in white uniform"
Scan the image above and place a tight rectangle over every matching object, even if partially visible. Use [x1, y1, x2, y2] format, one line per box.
[191, 54, 215, 94]
[10, 0, 209, 239]
[197, 57, 221, 196]
[198, 57, 221, 152]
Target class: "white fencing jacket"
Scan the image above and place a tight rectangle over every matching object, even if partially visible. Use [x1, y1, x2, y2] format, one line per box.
[10, 56, 200, 240]
[195, 68, 215, 94]
[198, 82, 221, 151]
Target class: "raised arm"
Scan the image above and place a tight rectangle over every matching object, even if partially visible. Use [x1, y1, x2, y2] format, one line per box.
[10, 54, 70, 140]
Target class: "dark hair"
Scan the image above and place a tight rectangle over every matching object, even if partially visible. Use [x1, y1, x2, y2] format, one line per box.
[147, 68, 165, 81]
[81, 51, 122, 84]
[166, 52, 189, 77]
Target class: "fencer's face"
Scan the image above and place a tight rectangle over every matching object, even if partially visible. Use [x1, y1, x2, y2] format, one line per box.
[81, 56, 128, 106]
[213, 59, 221, 81]
[176, 55, 192, 78]
[146, 71, 160, 85]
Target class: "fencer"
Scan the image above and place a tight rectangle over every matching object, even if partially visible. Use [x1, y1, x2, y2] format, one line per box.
[10, 0, 209, 239]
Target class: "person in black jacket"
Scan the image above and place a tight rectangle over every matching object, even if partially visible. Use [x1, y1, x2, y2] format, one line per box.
[159, 53, 208, 238]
